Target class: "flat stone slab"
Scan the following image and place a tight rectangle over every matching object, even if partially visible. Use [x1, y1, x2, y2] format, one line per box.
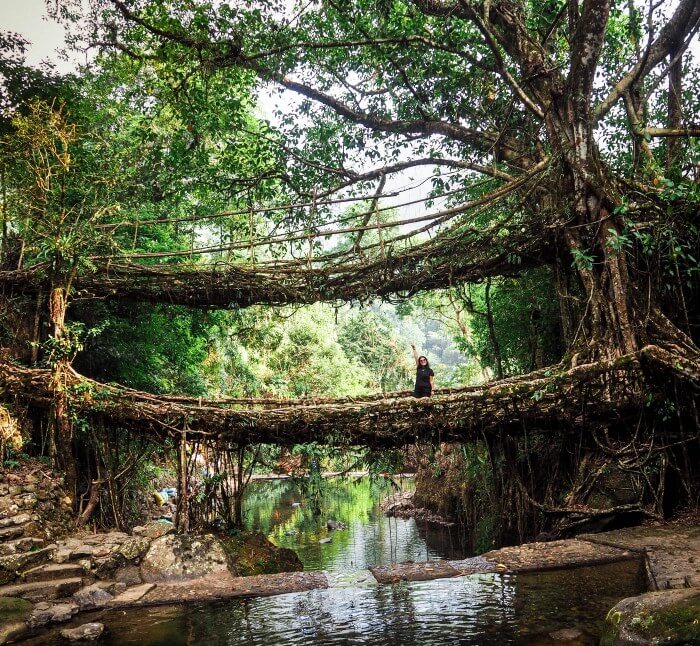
[111, 571, 328, 608]
[482, 538, 638, 573]
[0, 577, 83, 601]
[326, 569, 377, 588]
[23, 562, 85, 582]
[108, 583, 155, 606]
[448, 556, 499, 575]
[580, 525, 700, 591]
[369, 560, 461, 583]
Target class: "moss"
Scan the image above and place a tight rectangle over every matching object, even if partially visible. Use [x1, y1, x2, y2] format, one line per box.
[0, 596, 32, 622]
[603, 592, 700, 646]
[633, 595, 700, 642]
[221, 531, 302, 577]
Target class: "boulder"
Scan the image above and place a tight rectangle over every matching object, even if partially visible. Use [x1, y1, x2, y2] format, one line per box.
[114, 565, 142, 586]
[72, 583, 114, 610]
[132, 520, 174, 540]
[117, 536, 151, 562]
[140, 534, 230, 582]
[602, 588, 700, 645]
[60, 622, 104, 642]
[28, 601, 78, 627]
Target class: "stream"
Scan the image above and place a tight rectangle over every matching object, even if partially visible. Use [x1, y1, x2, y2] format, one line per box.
[32, 477, 646, 644]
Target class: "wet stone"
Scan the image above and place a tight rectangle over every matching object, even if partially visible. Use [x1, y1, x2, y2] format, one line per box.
[549, 627, 584, 641]
[72, 583, 114, 610]
[369, 560, 460, 584]
[326, 569, 377, 588]
[60, 622, 105, 642]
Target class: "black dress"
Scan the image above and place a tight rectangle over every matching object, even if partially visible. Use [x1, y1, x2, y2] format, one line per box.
[414, 365, 434, 398]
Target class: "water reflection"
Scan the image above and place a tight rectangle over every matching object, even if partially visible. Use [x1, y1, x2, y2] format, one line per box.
[25, 477, 646, 645]
[243, 476, 468, 571]
[58, 560, 643, 646]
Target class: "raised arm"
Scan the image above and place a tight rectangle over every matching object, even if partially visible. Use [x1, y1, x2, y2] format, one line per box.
[411, 344, 419, 366]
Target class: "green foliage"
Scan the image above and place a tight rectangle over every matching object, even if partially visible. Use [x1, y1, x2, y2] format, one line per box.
[339, 308, 413, 391]
[462, 270, 561, 376]
[73, 302, 212, 395]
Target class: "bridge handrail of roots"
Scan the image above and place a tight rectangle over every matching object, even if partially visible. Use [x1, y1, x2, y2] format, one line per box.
[0, 162, 556, 308]
[4, 345, 694, 449]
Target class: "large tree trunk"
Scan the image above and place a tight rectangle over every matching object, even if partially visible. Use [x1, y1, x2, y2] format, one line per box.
[546, 91, 642, 361]
[48, 284, 77, 499]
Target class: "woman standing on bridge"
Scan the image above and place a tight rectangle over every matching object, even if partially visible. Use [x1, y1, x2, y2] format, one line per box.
[411, 344, 434, 398]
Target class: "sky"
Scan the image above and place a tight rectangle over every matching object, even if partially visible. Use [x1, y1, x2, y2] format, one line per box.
[1, 0, 75, 71]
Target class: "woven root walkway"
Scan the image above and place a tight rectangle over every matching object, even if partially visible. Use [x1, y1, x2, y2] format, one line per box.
[2, 347, 689, 448]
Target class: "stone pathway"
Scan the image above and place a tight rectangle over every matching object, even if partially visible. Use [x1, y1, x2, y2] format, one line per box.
[2, 523, 699, 643]
[118, 571, 329, 607]
[580, 525, 700, 590]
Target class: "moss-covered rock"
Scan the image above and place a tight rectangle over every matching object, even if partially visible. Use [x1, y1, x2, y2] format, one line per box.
[221, 532, 303, 576]
[602, 588, 700, 645]
[0, 597, 32, 644]
[140, 534, 230, 582]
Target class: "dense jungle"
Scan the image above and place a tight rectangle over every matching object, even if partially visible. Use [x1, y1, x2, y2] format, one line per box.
[0, 0, 699, 642]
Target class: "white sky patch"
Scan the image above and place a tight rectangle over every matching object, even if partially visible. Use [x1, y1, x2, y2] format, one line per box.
[0, 0, 78, 72]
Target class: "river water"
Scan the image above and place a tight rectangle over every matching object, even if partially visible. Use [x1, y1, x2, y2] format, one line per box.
[242, 476, 468, 571]
[32, 477, 646, 645]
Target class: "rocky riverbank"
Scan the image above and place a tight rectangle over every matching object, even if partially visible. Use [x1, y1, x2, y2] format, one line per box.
[1, 463, 698, 645]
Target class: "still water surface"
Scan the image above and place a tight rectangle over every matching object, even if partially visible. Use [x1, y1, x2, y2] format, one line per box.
[243, 476, 468, 571]
[33, 477, 645, 645]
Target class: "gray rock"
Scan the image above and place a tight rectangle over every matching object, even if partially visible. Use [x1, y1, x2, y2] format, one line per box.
[54, 548, 72, 564]
[28, 602, 78, 627]
[60, 622, 104, 642]
[70, 545, 94, 559]
[549, 628, 583, 641]
[72, 583, 114, 610]
[114, 564, 143, 586]
[140, 534, 230, 582]
[103, 581, 127, 595]
[108, 582, 155, 606]
[118, 536, 151, 562]
[132, 520, 174, 540]
[92, 554, 121, 579]
[10, 512, 29, 525]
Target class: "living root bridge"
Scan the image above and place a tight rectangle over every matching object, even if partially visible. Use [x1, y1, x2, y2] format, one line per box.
[0, 219, 548, 308]
[0, 351, 665, 448]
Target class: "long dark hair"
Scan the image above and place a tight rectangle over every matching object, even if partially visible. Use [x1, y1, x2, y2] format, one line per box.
[417, 356, 430, 370]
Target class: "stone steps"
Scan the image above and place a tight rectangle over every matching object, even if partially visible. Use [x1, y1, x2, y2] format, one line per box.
[0, 525, 26, 541]
[0, 546, 57, 584]
[23, 562, 85, 583]
[0, 576, 83, 602]
[0, 537, 44, 556]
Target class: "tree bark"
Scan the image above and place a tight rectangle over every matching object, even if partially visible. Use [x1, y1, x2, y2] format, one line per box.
[176, 431, 190, 534]
[48, 284, 76, 499]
